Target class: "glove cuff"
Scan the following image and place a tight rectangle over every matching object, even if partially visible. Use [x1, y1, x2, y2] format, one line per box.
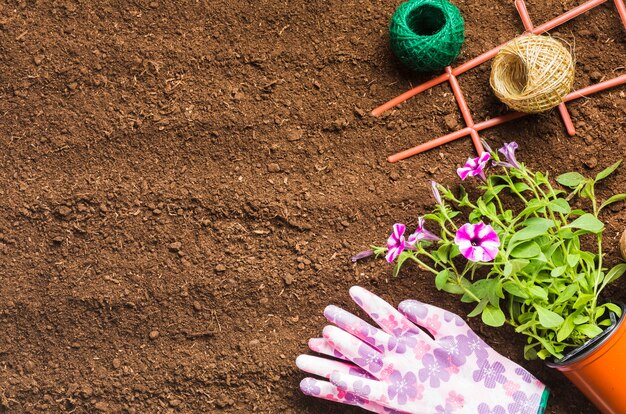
[537, 388, 550, 414]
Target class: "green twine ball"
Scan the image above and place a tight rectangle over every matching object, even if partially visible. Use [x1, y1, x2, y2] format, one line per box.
[389, 0, 465, 72]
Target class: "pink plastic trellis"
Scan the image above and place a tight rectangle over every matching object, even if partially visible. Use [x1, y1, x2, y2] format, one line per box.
[372, 0, 626, 163]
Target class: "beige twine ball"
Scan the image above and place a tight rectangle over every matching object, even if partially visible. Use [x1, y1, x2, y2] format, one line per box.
[620, 229, 626, 262]
[490, 34, 575, 113]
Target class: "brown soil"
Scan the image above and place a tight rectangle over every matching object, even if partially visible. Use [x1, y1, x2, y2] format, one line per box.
[0, 0, 624, 413]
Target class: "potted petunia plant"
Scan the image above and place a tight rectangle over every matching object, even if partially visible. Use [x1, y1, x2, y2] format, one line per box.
[360, 141, 626, 412]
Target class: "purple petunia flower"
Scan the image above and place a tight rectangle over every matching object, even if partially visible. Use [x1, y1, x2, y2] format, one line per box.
[454, 222, 500, 262]
[473, 360, 507, 389]
[387, 370, 417, 405]
[457, 152, 491, 181]
[508, 391, 541, 414]
[478, 403, 506, 414]
[431, 180, 443, 205]
[418, 353, 450, 388]
[300, 378, 321, 396]
[354, 344, 383, 373]
[408, 217, 441, 245]
[351, 249, 374, 262]
[497, 141, 520, 169]
[386, 223, 407, 263]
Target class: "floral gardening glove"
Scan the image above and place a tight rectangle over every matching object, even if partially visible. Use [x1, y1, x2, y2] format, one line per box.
[296, 286, 549, 414]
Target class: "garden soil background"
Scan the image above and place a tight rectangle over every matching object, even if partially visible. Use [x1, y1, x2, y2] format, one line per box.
[0, 0, 624, 413]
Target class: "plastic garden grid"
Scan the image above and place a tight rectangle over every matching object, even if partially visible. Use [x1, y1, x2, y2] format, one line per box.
[373, 0, 626, 163]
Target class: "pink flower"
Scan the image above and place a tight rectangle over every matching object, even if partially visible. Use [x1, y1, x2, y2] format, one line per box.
[425, 314, 441, 333]
[454, 222, 500, 262]
[457, 152, 491, 181]
[386, 223, 407, 263]
[408, 217, 440, 244]
[414, 340, 431, 359]
[447, 391, 465, 408]
[504, 380, 521, 396]
[446, 364, 460, 375]
[415, 383, 425, 400]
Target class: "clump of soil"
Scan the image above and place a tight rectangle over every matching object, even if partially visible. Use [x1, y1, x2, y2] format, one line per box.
[0, 0, 624, 413]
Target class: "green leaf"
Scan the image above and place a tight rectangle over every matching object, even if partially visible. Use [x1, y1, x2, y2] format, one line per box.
[577, 324, 603, 338]
[441, 283, 465, 295]
[566, 254, 580, 268]
[468, 299, 488, 317]
[599, 194, 626, 212]
[548, 198, 571, 214]
[565, 213, 604, 234]
[555, 284, 578, 304]
[503, 282, 528, 299]
[511, 241, 541, 258]
[393, 252, 412, 277]
[423, 213, 443, 223]
[482, 305, 505, 327]
[557, 172, 586, 188]
[581, 182, 595, 200]
[595, 160, 622, 182]
[435, 269, 450, 290]
[524, 344, 539, 360]
[514, 182, 532, 193]
[469, 208, 482, 223]
[557, 315, 576, 342]
[536, 305, 564, 329]
[573, 294, 595, 309]
[603, 263, 626, 286]
[528, 285, 548, 300]
[550, 266, 567, 277]
[509, 218, 554, 246]
[573, 315, 589, 325]
[603, 303, 623, 317]
[536, 336, 561, 359]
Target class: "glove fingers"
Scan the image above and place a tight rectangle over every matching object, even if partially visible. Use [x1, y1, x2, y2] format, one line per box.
[299, 377, 390, 413]
[324, 305, 391, 351]
[349, 286, 425, 338]
[308, 337, 350, 361]
[296, 354, 374, 380]
[328, 371, 390, 410]
[322, 325, 390, 377]
[398, 300, 468, 339]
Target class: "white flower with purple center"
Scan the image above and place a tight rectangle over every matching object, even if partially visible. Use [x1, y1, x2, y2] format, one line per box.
[454, 222, 500, 262]
[386, 223, 407, 263]
[408, 217, 441, 245]
[457, 152, 491, 181]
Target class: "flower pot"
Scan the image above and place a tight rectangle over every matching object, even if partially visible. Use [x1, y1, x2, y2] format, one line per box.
[546, 304, 626, 414]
